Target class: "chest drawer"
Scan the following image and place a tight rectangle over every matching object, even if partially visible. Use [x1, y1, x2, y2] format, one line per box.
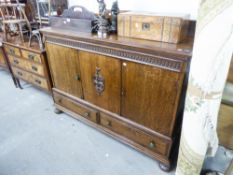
[31, 74, 49, 90]
[12, 66, 31, 81]
[0, 51, 5, 65]
[4, 45, 21, 57]
[21, 50, 42, 63]
[27, 62, 45, 76]
[100, 113, 170, 156]
[8, 55, 27, 69]
[54, 92, 98, 123]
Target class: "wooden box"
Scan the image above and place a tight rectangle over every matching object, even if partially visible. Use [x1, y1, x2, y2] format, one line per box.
[118, 12, 190, 43]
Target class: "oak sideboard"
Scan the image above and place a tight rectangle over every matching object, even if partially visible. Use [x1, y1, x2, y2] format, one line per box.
[40, 27, 193, 171]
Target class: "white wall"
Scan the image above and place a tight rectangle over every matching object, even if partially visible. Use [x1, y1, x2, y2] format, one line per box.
[68, 0, 199, 20]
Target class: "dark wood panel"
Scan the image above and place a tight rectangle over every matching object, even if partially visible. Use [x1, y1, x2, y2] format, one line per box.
[121, 61, 184, 137]
[46, 43, 83, 98]
[79, 51, 121, 114]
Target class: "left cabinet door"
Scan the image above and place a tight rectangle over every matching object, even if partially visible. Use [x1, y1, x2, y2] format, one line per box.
[46, 43, 83, 98]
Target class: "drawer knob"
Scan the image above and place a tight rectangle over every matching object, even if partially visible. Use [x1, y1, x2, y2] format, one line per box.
[83, 112, 90, 118]
[28, 54, 35, 60]
[106, 121, 112, 127]
[148, 141, 156, 149]
[35, 79, 41, 84]
[17, 72, 23, 76]
[58, 99, 62, 103]
[13, 59, 19, 64]
[32, 66, 38, 71]
[75, 75, 81, 81]
[10, 48, 15, 54]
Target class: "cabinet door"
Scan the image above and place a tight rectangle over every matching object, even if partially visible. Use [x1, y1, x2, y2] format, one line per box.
[79, 51, 121, 114]
[121, 61, 184, 137]
[46, 43, 83, 98]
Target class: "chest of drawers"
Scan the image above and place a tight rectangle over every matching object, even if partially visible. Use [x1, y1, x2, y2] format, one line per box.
[40, 27, 193, 171]
[3, 42, 52, 92]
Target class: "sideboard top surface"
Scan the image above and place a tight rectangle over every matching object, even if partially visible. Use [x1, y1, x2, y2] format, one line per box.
[40, 27, 194, 61]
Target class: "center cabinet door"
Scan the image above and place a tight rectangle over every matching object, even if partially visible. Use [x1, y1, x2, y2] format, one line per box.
[79, 51, 121, 114]
[45, 43, 83, 98]
[121, 61, 183, 137]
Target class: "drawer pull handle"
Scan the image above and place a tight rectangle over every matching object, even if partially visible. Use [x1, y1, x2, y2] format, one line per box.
[32, 66, 38, 71]
[148, 141, 156, 149]
[107, 121, 112, 127]
[35, 79, 41, 84]
[75, 75, 81, 81]
[102, 120, 112, 127]
[9, 48, 15, 55]
[28, 54, 35, 60]
[83, 112, 90, 118]
[58, 99, 62, 103]
[13, 59, 19, 64]
[17, 72, 23, 76]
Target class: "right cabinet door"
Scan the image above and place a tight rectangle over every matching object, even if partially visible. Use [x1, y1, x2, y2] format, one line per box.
[121, 61, 184, 137]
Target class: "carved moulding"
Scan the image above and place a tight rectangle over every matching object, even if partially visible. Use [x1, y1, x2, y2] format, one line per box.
[45, 35, 184, 72]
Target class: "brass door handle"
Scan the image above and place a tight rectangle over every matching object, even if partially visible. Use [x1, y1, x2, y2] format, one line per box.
[148, 141, 156, 149]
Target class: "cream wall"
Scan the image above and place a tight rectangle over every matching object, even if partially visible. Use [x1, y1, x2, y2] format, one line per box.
[67, 0, 199, 19]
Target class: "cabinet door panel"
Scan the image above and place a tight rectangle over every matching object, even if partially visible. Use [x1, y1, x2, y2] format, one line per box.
[79, 51, 121, 114]
[46, 43, 83, 98]
[121, 61, 183, 136]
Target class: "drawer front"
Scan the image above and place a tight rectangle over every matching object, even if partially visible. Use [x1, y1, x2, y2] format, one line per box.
[31, 74, 49, 90]
[5, 45, 21, 57]
[0, 51, 5, 65]
[100, 113, 169, 156]
[12, 66, 30, 81]
[21, 50, 42, 63]
[54, 92, 98, 123]
[8, 55, 27, 69]
[28, 63, 44, 76]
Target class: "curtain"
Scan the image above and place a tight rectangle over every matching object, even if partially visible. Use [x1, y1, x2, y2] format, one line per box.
[176, 0, 233, 174]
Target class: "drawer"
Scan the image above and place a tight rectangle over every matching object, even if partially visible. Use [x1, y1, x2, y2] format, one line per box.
[8, 55, 27, 69]
[21, 50, 42, 63]
[0, 52, 5, 65]
[12, 66, 31, 81]
[4, 45, 21, 57]
[31, 74, 49, 90]
[27, 62, 44, 76]
[54, 92, 98, 123]
[100, 113, 169, 156]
